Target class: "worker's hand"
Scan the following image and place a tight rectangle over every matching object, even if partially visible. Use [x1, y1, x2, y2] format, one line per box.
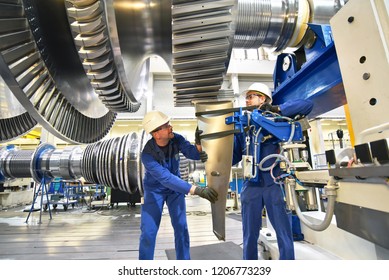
[194, 186, 218, 203]
[260, 103, 279, 113]
[199, 151, 208, 162]
[195, 127, 203, 145]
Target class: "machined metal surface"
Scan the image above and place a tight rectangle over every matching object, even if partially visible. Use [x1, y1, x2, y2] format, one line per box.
[30, 143, 55, 182]
[113, 0, 172, 100]
[0, 0, 116, 143]
[0, 112, 37, 143]
[0, 133, 144, 194]
[0, 75, 29, 118]
[0, 57, 37, 142]
[195, 100, 235, 240]
[64, 0, 142, 112]
[234, 0, 308, 50]
[308, 0, 347, 24]
[172, 0, 236, 106]
[79, 133, 141, 193]
[1, 148, 34, 179]
[0, 0, 346, 143]
[0, 131, 201, 198]
[44, 146, 84, 180]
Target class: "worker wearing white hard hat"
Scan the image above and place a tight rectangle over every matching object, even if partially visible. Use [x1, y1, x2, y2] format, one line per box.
[242, 82, 282, 113]
[142, 110, 171, 134]
[233, 83, 314, 260]
[242, 82, 273, 103]
[139, 110, 218, 260]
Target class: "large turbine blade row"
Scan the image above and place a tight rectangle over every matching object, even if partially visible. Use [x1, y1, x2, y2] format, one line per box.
[0, 0, 116, 144]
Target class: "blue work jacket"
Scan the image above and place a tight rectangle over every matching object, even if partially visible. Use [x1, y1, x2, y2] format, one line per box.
[141, 133, 201, 194]
[232, 99, 313, 185]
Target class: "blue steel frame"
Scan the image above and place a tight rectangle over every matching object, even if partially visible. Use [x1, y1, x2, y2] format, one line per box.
[272, 24, 346, 118]
[226, 108, 304, 143]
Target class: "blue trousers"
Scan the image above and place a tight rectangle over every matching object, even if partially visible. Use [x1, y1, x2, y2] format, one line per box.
[139, 190, 190, 260]
[241, 184, 295, 260]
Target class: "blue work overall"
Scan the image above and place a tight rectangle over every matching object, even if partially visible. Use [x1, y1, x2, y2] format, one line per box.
[233, 99, 313, 260]
[139, 133, 201, 260]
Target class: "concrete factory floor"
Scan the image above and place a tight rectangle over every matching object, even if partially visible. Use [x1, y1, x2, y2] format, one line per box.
[0, 195, 339, 260]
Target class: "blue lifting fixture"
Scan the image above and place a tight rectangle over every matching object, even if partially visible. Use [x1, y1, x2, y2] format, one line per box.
[272, 24, 346, 118]
[225, 108, 304, 143]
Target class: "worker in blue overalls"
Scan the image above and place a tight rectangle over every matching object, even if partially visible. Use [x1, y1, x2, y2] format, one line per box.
[139, 110, 218, 260]
[233, 83, 313, 260]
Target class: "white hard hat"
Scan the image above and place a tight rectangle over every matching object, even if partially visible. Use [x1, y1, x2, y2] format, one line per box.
[142, 111, 170, 134]
[242, 82, 272, 103]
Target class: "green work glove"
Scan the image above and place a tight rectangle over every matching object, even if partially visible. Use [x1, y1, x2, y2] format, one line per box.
[195, 127, 203, 145]
[194, 186, 218, 203]
[199, 151, 208, 162]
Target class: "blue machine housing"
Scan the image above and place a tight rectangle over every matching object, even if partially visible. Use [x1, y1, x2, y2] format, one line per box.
[272, 24, 346, 118]
[226, 108, 304, 143]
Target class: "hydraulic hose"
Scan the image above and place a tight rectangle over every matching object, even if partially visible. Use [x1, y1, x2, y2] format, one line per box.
[259, 153, 293, 172]
[259, 152, 338, 231]
[290, 177, 338, 231]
